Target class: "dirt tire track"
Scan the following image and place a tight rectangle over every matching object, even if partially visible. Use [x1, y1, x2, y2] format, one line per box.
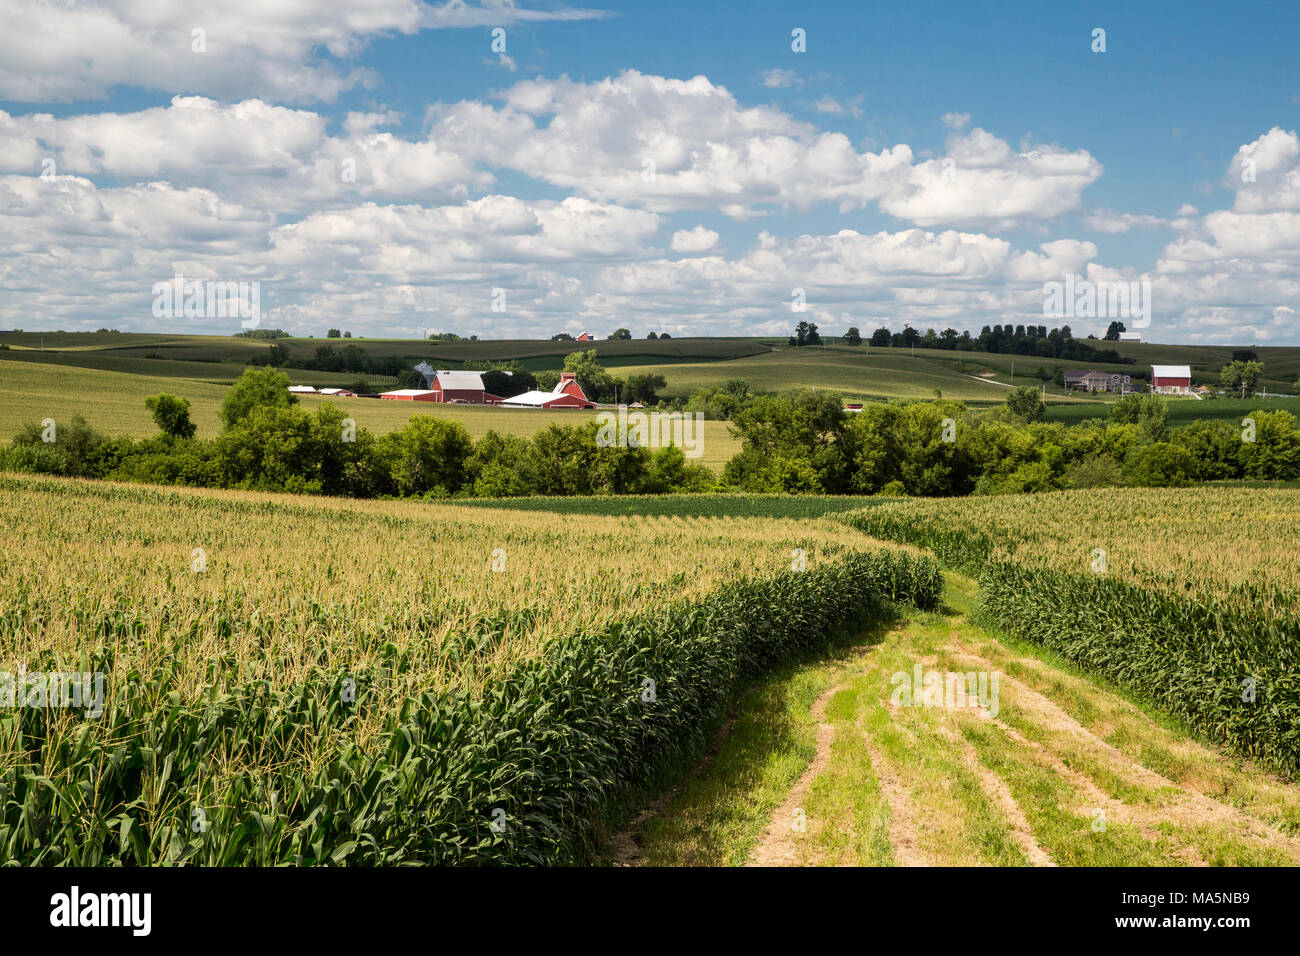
[853, 727, 935, 867]
[610, 711, 737, 866]
[747, 680, 842, 867]
[936, 715, 1055, 866]
[942, 642, 1300, 861]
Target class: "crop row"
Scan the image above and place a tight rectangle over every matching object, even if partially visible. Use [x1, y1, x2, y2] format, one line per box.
[843, 490, 1300, 778]
[0, 546, 941, 864]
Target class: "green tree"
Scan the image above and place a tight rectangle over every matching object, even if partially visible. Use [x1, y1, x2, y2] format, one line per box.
[844, 326, 862, 346]
[562, 349, 615, 401]
[1241, 410, 1300, 480]
[480, 366, 536, 398]
[327, 328, 341, 338]
[144, 393, 197, 439]
[1109, 393, 1167, 443]
[377, 417, 474, 496]
[1170, 420, 1243, 480]
[468, 431, 534, 497]
[1124, 442, 1196, 487]
[792, 320, 823, 347]
[1005, 385, 1046, 423]
[219, 367, 296, 430]
[727, 390, 848, 490]
[626, 372, 667, 405]
[1220, 360, 1264, 399]
[607, 328, 632, 340]
[1063, 453, 1124, 489]
[11, 414, 110, 478]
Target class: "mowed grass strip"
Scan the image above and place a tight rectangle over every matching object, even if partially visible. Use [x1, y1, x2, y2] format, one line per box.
[613, 572, 1300, 867]
[615, 632, 883, 867]
[797, 678, 894, 866]
[856, 615, 1031, 866]
[957, 719, 1188, 867]
[952, 624, 1300, 836]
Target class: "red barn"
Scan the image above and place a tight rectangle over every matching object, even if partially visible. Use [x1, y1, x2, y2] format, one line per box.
[427, 370, 501, 404]
[379, 389, 439, 401]
[575, 332, 594, 342]
[499, 372, 596, 409]
[1151, 364, 1192, 395]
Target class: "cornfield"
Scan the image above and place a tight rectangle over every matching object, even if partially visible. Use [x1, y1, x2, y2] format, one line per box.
[844, 487, 1300, 776]
[0, 474, 940, 864]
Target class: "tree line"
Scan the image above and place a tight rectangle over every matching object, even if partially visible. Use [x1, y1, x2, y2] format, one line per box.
[7, 369, 1298, 500]
[830, 322, 1134, 365]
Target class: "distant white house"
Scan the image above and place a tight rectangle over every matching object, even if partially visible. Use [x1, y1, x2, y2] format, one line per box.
[287, 385, 317, 393]
[1119, 331, 1141, 342]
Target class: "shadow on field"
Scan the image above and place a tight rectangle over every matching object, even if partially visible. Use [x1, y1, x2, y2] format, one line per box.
[599, 613, 901, 866]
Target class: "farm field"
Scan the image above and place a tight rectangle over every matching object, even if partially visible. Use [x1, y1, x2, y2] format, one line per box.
[846, 488, 1300, 778]
[847, 486, 1300, 601]
[613, 347, 1070, 404]
[6, 333, 1296, 454]
[3, 474, 1296, 867]
[1045, 395, 1300, 427]
[0, 473, 939, 865]
[614, 489, 1300, 867]
[457, 494, 882, 518]
[0, 330, 768, 368]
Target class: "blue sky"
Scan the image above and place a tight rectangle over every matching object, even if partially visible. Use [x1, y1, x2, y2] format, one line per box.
[1, 0, 1298, 343]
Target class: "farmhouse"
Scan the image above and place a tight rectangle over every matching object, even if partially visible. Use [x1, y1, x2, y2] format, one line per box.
[500, 372, 596, 409]
[1064, 370, 1132, 394]
[1064, 370, 1110, 392]
[318, 387, 356, 397]
[287, 385, 317, 394]
[1151, 364, 1193, 395]
[576, 332, 595, 342]
[1119, 331, 1141, 342]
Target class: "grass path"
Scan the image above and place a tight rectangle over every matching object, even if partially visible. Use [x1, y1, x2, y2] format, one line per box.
[607, 575, 1300, 866]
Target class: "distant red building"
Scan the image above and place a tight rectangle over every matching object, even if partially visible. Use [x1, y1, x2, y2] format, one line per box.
[379, 389, 439, 401]
[575, 332, 594, 342]
[427, 370, 501, 404]
[1151, 365, 1192, 395]
[499, 372, 596, 409]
